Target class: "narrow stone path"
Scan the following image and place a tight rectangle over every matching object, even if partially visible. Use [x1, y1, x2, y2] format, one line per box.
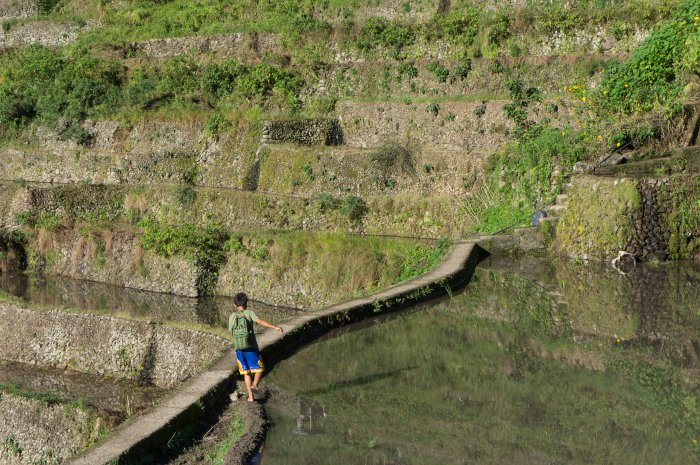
[69, 240, 482, 465]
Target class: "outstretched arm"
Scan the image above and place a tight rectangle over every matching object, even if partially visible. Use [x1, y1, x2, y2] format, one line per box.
[256, 318, 283, 333]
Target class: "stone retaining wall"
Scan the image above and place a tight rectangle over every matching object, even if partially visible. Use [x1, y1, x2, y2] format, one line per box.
[0, 392, 105, 465]
[0, 302, 229, 388]
[0, 0, 36, 20]
[261, 119, 343, 146]
[130, 32, 281, 59]
[0, 19, 98, 48]
[23, 227, 204, 297]
[554, 174, 699, 261]
[626, 179, 672, 260]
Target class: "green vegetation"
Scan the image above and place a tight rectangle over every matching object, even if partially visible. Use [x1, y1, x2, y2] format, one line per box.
[596, 0, 700, 114]
[465, 124, 587, 234]
[664, 175, 700, 259]
[204, 415, 245, 465]
[555, 177, 641, 259]
[220, 231, 450, 305]
[137, 219, 227, 268]
[0, 382, 63, 406]
[0, 47, 303, 136]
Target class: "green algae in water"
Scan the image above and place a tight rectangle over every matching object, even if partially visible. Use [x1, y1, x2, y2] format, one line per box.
[263, 258, 700, 465]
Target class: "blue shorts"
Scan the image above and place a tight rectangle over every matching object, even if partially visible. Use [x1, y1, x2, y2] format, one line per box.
[236, 349, 264, 375]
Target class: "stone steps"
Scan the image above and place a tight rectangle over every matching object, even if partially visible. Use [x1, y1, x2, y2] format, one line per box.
[544, 204, 567, 217]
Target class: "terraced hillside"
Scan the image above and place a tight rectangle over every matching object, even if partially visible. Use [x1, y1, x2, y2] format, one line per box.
[1, 0, 697, 303]
[1, 0, 700, 464]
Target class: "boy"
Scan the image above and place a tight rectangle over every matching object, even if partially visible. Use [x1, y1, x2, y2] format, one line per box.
[229, 292, 283, 401]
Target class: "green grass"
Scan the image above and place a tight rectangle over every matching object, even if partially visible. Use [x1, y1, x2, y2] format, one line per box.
[204, 416, 245, 464]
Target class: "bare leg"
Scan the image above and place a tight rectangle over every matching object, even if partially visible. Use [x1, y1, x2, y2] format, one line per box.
[252, 371, 263, 389]
[244, 373, 254, 401]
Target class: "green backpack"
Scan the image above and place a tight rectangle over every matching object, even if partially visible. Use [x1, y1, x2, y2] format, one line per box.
[230, 313, 253, 350]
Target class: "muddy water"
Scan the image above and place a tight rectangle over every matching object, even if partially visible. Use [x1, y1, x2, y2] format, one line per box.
[0, 360, 164, 422]
[261, 256, 700, 465]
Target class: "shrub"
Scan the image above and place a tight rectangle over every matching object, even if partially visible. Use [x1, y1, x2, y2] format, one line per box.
[175, 185, 197, 208]
[340, 196, 368, 222]
[138, 219, 226, 265]
[205, 112, 226, 136]
[425, 9, 481, 45]
[58, 123, 95, 147]
[453, 58, 472, 80]
[36, 0, 60, 14]
[397, 62, 418, 79]
[596, 0, 700, 114]
[315, 193, 340, 213]
[362, 16, 416, 51]
[368, 143, 416, 177]
[200, 59, 244, 98]
[427, 62, 450, 83]
[427, 102, 440, 116]
[160, 56, 200, 96]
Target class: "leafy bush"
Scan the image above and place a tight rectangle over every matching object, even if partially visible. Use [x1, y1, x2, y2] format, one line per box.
[160, 56, 200, 96]
[36, 0, 61, 14]
[175, 185, 197, 208]
[425, 9, 481, 45]
[205, 112, 226, 136]
[340, 196, 368, 222]
[596, 0, 700, 114]
[453, 58, 472, 80]
[315, 192, 340, 213]
[138, 219, 226, 265]
[200, 59, 244, 98]
[361, 16, 416, 52]
[427, 62, 450, 83]
[0, 45, 124, 127]
[58, 123, 95, 147]
[397, 62, 418, 79]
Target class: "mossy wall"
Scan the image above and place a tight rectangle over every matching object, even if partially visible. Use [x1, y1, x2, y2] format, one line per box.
[554, 174, 700, 261]
[554, 175, 641, 260]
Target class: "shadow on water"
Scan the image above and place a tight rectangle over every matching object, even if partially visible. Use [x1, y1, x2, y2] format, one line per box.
[300, 366, 418, 396]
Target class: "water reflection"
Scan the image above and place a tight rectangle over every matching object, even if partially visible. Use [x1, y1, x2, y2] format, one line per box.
[0, 271, 302, 329]
[260, 257, 700, 465]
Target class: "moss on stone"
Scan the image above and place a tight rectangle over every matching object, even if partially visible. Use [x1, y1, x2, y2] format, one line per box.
[554, 176, 641, 260]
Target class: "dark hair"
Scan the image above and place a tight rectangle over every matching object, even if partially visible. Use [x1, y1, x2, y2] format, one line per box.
[234, 292, 248, 307]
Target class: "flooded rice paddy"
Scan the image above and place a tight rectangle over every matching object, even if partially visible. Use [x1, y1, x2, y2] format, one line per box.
[261, 256, 700, 465]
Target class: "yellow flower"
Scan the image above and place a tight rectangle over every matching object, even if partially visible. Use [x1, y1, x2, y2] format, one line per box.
[615, 337, 621, 343]
[603, 90, 608, 95]
[624, 83, 629, 88]
[581, 96, 587, 102]
[616, 142, 621, 147]
[695, 15, 699, 21]
[597, 135, 603, 140]
[561, 131, 566, 136]
[693, 438, 698, 444]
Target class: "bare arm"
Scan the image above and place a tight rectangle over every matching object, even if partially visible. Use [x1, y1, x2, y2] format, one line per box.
[256, 318, 283, 333]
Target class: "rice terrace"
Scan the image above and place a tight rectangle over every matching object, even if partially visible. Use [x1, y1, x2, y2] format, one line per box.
[0, 0, 699, 464]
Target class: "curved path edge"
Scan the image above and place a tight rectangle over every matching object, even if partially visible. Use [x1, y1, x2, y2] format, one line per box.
[69, 240, 484, 465]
